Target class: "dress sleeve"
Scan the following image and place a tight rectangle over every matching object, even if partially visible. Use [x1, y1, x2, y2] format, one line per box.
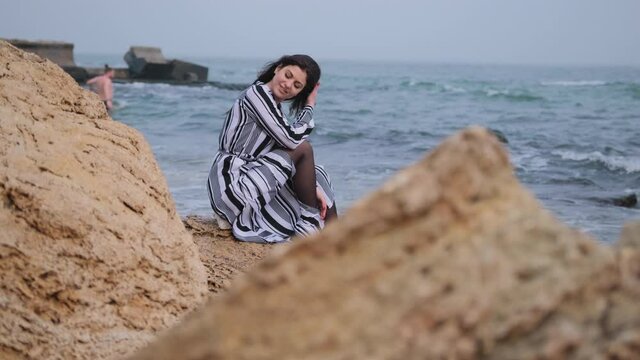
[245, 84, 315, 149]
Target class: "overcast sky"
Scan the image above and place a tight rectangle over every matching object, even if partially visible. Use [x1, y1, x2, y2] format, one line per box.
[2, 0, 639, 66]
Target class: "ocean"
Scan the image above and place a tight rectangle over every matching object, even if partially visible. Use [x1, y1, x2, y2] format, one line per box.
[78, 54, 640, 243]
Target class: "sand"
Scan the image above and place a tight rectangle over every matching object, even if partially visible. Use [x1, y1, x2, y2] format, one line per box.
[183, 215, 275, 294]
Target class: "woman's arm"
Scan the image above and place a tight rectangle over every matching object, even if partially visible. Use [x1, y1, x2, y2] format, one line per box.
[245, 84, 314, 149]
[292, 82, 319, 125]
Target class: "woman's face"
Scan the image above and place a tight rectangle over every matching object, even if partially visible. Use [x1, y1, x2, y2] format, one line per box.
[267, 65, 307, 103]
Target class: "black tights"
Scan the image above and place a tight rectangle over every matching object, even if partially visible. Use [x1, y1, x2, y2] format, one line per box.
[286, 141, 337, 222]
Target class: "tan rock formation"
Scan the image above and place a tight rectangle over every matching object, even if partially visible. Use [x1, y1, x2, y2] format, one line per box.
[131, 127, 640, 360]
[619, 220, 640, 249]
[0, 41, 207, 359]
[183, 215, 273, 294]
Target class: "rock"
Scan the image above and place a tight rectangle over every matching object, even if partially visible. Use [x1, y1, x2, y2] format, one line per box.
[612, 193, 638, 208]
[131, 127, 640, 360]
[2, 38, 95, 83]
[0, 40, 207, 359]
[183, 215, 274, 294]
[618, 220, 640, 249]
[488, 127, 509, 144]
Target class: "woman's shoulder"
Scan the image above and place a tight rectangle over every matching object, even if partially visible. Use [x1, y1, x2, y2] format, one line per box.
[244, 82, 274, 100]
[251, 81, 270, 92]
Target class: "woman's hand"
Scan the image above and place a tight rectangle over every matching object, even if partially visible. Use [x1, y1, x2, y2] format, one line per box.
[306, 82, 320, 107]
[316, 186, 327, 220]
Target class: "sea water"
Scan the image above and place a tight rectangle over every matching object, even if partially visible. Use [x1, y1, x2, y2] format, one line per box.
[78, 54, 640, 243]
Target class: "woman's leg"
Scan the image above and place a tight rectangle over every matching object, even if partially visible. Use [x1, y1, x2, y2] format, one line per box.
[286, 141, 339, 222]
[286, 141, 318, 209]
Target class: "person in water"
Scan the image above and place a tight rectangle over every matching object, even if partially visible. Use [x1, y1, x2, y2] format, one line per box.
[207, 54, 337, 243]
[87, 65, 115, 112]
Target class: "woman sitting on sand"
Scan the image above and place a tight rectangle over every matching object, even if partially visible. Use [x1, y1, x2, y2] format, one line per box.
[207, 54, 337, 243]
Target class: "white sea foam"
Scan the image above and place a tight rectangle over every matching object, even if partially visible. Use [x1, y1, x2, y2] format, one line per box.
[442, 84, 466, 93]
[114, 99, 128, 110]
[511, 151, 549, 172]
[125, 82, 172, 89]
[486, 89, 508, 97]
[127, 82, 150, 89]
[553, 150, 640, 173]
[541, 80, 607, 87]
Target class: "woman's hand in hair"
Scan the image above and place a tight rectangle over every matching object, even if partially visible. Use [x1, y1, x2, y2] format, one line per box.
[306, 82, 320, 107]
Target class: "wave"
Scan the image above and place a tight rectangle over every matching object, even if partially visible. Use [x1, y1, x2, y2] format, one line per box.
[545, 177, 598, 186]
[314, 129, 365, 144]
[329, 108, 374, 116]
[481, 89, 545, 102]
[553, 150, 640, 173]
[124, 82, 172, 89]
[208, 81, 248, 91]
[112, 99, 129, 110]
[511, 153, 549, 172]
[178, 120, 208, 131]
[541, 80, 608, 87]
[399, 80, 467, 93]
[442, 84, 467, 93]
[400, 79, 437, 88]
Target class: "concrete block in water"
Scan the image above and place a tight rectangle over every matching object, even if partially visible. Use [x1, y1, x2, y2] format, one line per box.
[170, 59, 208, 82]
[4, 38, 76, 67]
[124, 46, 169, 77]
[124, 46, 208, 82]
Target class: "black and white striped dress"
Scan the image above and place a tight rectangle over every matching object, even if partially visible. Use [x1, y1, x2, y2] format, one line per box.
[207, 82, 335, 243]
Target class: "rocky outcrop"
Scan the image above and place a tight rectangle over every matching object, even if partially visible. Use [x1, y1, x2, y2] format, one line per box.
[0, 40, 207, 359]
[183, 215, 274, 293]
[612, 193, 637, 208]
[131, 127, 640, 360]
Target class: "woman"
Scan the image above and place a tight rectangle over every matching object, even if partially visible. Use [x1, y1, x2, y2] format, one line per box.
[207, 55, 337, 243]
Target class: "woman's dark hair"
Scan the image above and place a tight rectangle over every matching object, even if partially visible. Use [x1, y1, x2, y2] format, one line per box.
[255, 54, 321, 115]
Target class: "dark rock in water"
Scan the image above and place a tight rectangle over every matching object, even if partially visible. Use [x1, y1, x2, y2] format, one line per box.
[612, 193, 637, 208]
[488, 128, 509, 144]
[61, 65, 89, 82]
[124, 46, 208, 82]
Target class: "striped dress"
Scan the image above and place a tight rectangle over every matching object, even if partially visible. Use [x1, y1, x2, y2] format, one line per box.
[207, 82, 335, 243]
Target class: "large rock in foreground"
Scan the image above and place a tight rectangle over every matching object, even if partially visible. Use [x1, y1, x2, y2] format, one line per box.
[131, 127, 640, 359]
[0, 41, 207, 359]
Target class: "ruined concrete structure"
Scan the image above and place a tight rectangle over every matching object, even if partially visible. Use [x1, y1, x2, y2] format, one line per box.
[4, 39, 208, 84]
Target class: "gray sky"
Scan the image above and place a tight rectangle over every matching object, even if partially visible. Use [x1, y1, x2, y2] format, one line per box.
[2, 0, 639, 65]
